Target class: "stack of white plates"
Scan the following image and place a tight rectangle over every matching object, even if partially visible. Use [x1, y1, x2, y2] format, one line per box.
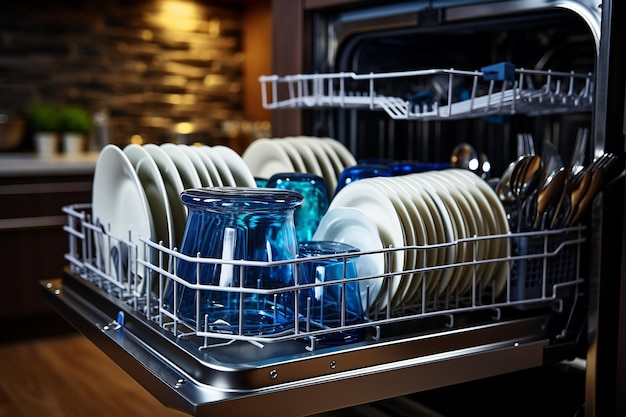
[242, 136, 357, 193]
[326, 168, 510, 311]
[92, 143, 257, 287]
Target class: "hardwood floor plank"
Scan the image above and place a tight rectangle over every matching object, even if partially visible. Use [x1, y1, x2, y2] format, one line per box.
[0, 334, 188, 417]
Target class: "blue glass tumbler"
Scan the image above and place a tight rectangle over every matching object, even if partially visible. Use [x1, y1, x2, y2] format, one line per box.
[334, 164, 393, 197]
[298, 240, 366, 344]
[266, 173, 330, 243]
[170, 187, 303, 336]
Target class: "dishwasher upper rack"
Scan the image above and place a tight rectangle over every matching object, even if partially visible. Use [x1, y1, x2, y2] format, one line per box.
[259, 63, 594, 121]
[62, 202, 586, 351]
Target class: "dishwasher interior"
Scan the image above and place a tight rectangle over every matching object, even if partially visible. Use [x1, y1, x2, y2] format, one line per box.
[40, 1, 623, 416]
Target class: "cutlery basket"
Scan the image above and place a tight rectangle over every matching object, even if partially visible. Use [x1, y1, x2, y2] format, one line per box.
[510, 232, 580, 301]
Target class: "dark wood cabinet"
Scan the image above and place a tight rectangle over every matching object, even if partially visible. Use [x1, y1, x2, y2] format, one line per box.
[0, 172, 93, 339]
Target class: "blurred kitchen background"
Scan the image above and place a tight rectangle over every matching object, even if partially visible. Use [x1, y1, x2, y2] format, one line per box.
[0, 0, 272, 155]
[0, 0, 273, 345]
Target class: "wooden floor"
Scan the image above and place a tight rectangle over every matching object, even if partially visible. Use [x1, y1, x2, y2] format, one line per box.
[0, 332, 189, 417]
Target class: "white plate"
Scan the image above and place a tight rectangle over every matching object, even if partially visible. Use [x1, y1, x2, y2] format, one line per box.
[242, 138, 294, 180]
[329, 179, 405, 311]
[313, 207, 385, 312]
[212, 145, 257, 187]
[190, 144, 224, 186]
[92, 145, 153, 286]
[160, 143, 202, 190]
[419, 173, 472, 296]
[392, 176, 441, 304]
[279, 140, 307, 173]
[322, 137, 357, 168]
[143, 144, 187, 248]
[286, 138, 324, 178]
[299, 137, 338, 193]
[401, 177, 451, 296]
[123, 144, 174, 252]
[453, 169, 510, 296]
[202, 145, 237, 186]
[440, 169, 500, 288]
[407, 174, 458, 297]
[371, 177, 427, 307]
[426, 171, 486, 295]
[177, 144, 213, 187]
[309, 137, 346, 183]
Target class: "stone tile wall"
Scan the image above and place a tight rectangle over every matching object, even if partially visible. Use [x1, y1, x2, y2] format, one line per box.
[0, 0, 255, 151]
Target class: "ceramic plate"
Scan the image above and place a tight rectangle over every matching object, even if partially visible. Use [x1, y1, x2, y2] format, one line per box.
[202, 145, 238, 186]
[322, 137, 357, 168]
[301, 137, 338, 193]
[441, 169, 500, 288]
[309, 137, 346, 183]
[313, 206, 385, 312]
[143, 143, 187, 248]
[392, 176, 442, 305]
[279, 139, 307, 173]
[242, 138, 294, 180]
[367, 178, 417, 308]
[426, 171, 486, 295]
[178, 144, 213, 187]
[329, 179, 405, 311]
[123, 144, 174, 252]
[407, 174, 458, 297]
[453, 169, 510, 296]
[372, 177, 429, 307]
[92, 145, 153, 286]
[212, 145, 257, 187]
[190, 144, 223, 186]
[160, 143, 202, 190]
[286, 137, 324, 179]
[420, 172, 472, 296]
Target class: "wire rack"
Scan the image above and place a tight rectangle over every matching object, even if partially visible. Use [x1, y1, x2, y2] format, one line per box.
[259, 63, 594, 120]
[62, 203, 586, 352]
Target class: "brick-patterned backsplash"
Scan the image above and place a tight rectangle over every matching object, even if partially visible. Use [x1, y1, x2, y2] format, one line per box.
[0, 0, 250, 150]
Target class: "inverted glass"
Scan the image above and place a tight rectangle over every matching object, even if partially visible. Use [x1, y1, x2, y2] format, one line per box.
[167, 187, 303, 336]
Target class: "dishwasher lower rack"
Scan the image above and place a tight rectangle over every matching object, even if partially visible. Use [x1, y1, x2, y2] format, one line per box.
[42, 203, 587, 416]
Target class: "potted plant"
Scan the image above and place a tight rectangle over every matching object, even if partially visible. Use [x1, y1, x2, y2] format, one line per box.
[59, 105, 92, 154]
[27, 103, 60, 155]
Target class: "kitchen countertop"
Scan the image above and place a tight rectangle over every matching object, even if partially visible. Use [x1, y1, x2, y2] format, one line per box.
[0, 151, 99, 176]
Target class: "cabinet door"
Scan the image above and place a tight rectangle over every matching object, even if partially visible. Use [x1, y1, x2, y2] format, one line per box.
[0, 176, 92, 320]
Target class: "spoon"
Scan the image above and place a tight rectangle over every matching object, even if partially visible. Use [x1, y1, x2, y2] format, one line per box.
[450, 143, 479, 172]
[533, 167, 567, 230]
[496, 159, 519, 204]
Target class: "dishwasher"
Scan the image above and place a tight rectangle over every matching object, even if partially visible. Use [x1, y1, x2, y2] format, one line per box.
[41, 1, 626, 416]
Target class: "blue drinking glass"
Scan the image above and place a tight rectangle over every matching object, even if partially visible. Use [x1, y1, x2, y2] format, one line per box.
[334, 164, 394, 197]
[298, 240, 366, 344]
[168, 187, 303, 336]
[266, 172, 330, 243]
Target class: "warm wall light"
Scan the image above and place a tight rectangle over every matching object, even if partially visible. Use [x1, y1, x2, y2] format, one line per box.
[175, 122, 193, 134]
[130, 134, 144, 145]
[151, 0, 201, 32]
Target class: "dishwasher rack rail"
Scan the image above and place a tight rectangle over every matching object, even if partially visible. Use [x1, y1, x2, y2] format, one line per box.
[41, 203, 587, 416]
[259, 63, 594, 121]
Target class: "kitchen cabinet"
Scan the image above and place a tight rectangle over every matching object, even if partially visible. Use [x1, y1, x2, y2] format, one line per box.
[0, 156, 95, 340]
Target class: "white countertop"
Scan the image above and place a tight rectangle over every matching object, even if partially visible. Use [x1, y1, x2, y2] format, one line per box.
[0, 152, 100, 176]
